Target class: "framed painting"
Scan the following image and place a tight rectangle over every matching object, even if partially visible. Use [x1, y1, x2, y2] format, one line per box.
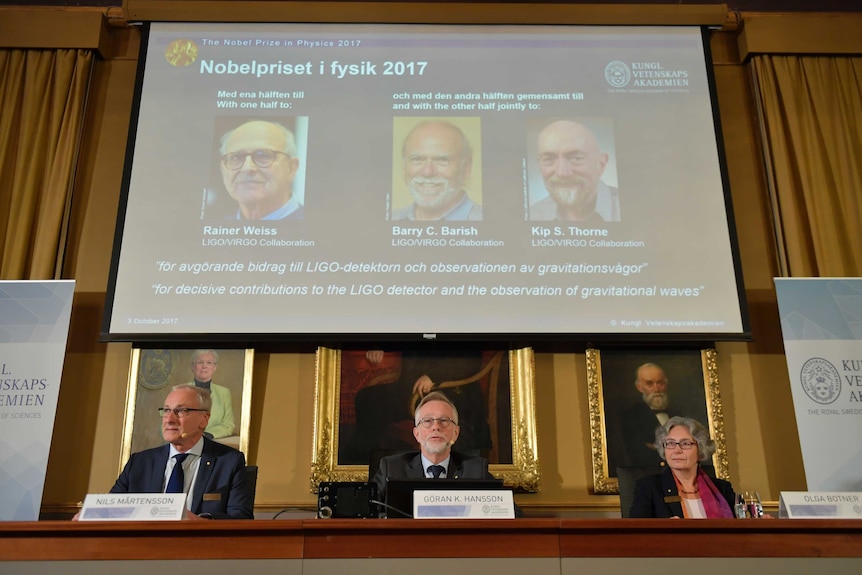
[119, 348, 254, 473]
[311, 347, 540, 492]
[587, 347, 727, 494]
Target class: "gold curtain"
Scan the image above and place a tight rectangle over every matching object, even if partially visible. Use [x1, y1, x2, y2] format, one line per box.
[751, 54, 862, 277]
[0, 48, 93, 280]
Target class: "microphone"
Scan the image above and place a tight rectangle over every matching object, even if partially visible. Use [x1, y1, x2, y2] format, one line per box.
[181, 432, 188, 439]
[372, 499, 412, 518]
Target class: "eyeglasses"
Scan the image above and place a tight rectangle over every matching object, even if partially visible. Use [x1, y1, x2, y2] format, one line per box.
[416, 417, 456, 428]
[221, 149, 290, 170]
[158, 407, 208, 418]
[663, 439, 697, 450]
[194, 360, 216, 367]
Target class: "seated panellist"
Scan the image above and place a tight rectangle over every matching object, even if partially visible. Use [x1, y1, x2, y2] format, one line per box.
[371, 390, 522, 517]
[628, 416, 734, 519]
[94, 384, 253, 520]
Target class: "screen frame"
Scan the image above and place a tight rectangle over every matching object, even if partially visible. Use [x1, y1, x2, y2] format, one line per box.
[100, 18, 751, 345]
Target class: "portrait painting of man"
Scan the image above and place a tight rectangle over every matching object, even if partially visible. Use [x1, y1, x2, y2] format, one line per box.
[592, 348, 718, 481]
[336, 349, 513, 467]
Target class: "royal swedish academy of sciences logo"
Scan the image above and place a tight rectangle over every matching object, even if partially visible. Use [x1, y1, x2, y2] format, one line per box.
[604, 60, 631, 88]
[800, 357, 841, 405]
[165, 39, 198, 67]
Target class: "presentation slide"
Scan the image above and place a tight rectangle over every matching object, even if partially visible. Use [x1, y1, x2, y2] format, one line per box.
[103, 22, 749, 341]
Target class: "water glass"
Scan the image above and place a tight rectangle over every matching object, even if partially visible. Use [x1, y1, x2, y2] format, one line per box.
[736, 491, 763, 518]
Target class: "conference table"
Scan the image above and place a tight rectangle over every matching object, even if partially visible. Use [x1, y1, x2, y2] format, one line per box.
[1, 518, 860, 574]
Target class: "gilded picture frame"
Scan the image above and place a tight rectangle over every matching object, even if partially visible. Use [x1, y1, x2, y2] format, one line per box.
[587, 347, 727, 494]
[311, 347, 540, 492]
[119, 348, 254, 474]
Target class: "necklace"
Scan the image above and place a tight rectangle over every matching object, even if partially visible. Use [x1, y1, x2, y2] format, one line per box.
[678, 485, 699, 494]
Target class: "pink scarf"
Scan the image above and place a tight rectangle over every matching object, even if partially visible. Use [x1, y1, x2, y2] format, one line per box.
[674, 467, 734, 519]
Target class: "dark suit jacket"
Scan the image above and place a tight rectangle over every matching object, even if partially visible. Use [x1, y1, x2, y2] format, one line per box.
[111, 437, 253, 519]
[372, 450, 522, 517]
[619, 401, 681, 467]
[629, 466, 735, 518]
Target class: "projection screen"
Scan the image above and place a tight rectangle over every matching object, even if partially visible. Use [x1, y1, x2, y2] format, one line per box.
[102, 22, 750, 342]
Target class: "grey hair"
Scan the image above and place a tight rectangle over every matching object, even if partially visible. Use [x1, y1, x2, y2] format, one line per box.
[654, 416, 715, 462]
[219, 120, 298, 157]
[401, 120, 473, 173]
[171, 383, 213, 413]
[633, 362, 666, 388]
[414, 391, 459, 425]
[191, 349, 220, 366]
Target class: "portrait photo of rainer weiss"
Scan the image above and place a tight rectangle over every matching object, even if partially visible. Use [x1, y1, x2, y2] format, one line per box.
[391, 117, 483, 221]
[205, 116, 309, 220]
[526, 117, 620, 223]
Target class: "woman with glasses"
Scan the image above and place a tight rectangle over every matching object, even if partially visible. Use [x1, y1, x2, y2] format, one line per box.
[628, 416, 735, 518]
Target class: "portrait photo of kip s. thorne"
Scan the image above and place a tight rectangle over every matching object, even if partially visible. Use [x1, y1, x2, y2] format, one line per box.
[526, 117, 619, 224]
[390, 117, 483, 222]
[203, 116, 309, 221]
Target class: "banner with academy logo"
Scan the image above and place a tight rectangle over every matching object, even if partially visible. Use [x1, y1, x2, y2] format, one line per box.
[775, 278, 862, 491]
[0, 281, 75, 520]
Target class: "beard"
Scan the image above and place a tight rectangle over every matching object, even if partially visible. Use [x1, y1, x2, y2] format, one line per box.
[546, 176, 597, 214]
[643, 391, 669, 411]
[408, 176, 461, 209]
[420, 437, 451, 455]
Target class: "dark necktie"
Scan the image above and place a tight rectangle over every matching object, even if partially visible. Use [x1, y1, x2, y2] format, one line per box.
[428, 465, 446, 479]
[165, 453, 190, 493]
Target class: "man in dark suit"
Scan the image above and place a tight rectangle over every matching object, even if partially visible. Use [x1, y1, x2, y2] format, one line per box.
[372, 391, 520, 517]
[111, 384, 253, 520]
[619, 363, 681, 467]
[349, 350, 491, 464]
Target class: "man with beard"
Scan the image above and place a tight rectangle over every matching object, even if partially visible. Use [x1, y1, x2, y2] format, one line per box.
[346, 350, 492, 464]
[392, 120, 482, 221]
[620, 363, 681, 467]
[218, 119, 303, 220]
[371, 391, 507, 514]
[530, 119, 620, 223]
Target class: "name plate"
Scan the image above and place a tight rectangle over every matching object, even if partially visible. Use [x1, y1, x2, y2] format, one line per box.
[778, 491, 862, 519]
[79, 493, 187, 521]
[413, 489, 515, 519]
